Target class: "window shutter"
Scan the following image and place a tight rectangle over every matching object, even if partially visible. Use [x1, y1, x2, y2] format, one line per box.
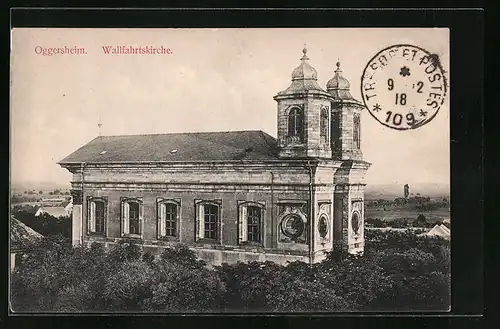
[160, 203, 166, 237]
[122, 201, 130, 235]
[90, 201, 96, 232]
[239, 204, 248, 243]
[138, 203, 143, 235]
[196, 203, 205, 240]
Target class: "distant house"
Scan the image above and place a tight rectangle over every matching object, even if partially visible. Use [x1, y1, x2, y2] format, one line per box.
[35, 198, 73, 218]
[420, 224, 450, 240]
[41, 197, 66, 202]
[10, 216, 43, 272]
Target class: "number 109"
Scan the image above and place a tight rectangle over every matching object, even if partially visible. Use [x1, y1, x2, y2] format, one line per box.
[385, 111, 416, 126]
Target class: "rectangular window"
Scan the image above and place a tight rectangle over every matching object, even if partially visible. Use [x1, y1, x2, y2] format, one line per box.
[204, 204, 218, 240]
[129, 202, 140, 235]
[88, 198, 106, 235]
[122, 199, 143, 237]
[196, 201, 221, 242]
[158, 200, 179, 238]
[239, 202, 264, 245]
[95, 202, 105, 233]
[247, 206, 262, 243]
[166, 203, 177, 236]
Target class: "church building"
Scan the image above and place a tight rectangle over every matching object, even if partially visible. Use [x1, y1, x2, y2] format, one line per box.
[59, 48, 371, 265]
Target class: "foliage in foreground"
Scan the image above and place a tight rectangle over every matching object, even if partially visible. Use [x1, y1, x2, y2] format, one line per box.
[11, 231, 450, 313]
[11, 209, 72, 239]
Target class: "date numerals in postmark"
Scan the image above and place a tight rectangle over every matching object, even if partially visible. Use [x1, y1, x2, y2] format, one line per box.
[361, 44, 447, 130]
[385, 79, 423, 127]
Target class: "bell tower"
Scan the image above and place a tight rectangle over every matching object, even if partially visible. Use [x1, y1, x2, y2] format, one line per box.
[273, 47, 334, 159]
[327, 61, 370, 255]
[327, 62, 364, 161]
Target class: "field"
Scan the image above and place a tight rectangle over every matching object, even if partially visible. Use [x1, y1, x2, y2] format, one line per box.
[366, 206, 450, 222]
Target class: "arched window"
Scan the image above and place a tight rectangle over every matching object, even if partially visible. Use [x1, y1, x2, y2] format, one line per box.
[288, 107, 304, 141]
[331, 111, 341, 148]
[353, 114, 361, 149]
[238, 201, 265, 244]
[121, 198, 143, 237]
[320, 108, 329, 144]
[87, 197, 107, 235]
[157, 199, 180, 239]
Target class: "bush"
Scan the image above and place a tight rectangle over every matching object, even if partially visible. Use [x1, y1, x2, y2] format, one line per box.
[11, 231, 450, 312]
[387, 219, 407, 228]
[11, 210, 71, 239]
[107, 240, 142, 264]
[143, 261, 226, 312]
[159, 244, 206, 269]
[413, 214, 427, 227]
[103, 260, 156, 311]
[365, 217, 386, 228]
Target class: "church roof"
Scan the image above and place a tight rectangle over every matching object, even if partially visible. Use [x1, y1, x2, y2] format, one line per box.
[11, 216, 43, 252]
[58, 130, 280, 164]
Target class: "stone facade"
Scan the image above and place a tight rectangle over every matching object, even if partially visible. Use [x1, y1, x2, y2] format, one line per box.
[59, 48, 370, 265]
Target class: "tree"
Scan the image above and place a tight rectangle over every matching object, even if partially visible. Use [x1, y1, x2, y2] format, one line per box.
[366, 217, 386, 228]
[11, 230, 450, 313]
[102, 260, 156, 311]
[413, 214, 427, 227]
[39, 191, 43, 195]
[107, 240, 142, 264]
[143, 261, 226, 312]
[159, 244, 206, 269]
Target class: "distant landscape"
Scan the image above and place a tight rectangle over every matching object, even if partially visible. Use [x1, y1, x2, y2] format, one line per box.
[11, 181, 450, 200]
[365, 183, 450, 201]
[364, 183, 450, 229]
[10, 180, 450, 229]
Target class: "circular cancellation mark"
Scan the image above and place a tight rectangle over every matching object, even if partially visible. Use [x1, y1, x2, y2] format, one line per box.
[360, 44, 448, 130]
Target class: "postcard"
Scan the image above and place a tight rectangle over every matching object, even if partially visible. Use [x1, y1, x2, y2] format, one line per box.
[10, 27, 450, 313]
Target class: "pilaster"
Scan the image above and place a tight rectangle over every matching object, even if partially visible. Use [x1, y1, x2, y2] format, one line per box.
[70, 189, 83, 247]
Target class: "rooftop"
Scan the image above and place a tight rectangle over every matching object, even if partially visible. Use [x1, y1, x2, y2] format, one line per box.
[59, 130, 280, 164]
[11, 216, 43, 252]
[36, 207, 69, 218]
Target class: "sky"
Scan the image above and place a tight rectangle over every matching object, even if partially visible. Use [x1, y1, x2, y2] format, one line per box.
[10, 28, 450, 187]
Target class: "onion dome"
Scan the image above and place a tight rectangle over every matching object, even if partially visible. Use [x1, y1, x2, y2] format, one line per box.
[276, 47, 329, 97]
[326, 61, 355, 100]
[291, 47, 318, 81]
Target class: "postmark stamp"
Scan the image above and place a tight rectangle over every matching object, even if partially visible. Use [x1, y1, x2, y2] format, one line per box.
[361, 44, 448, 130]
